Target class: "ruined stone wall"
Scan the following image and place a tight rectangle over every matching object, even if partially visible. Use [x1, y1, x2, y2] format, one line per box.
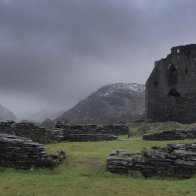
[0, 121, 121, 143]
[0, 121, 63, 144]
[146, 44, 196, 123]
[56, 122, 129, 135]
[55, 123, 120, 142]
[0, 134, 65, 169]
[107, 143, 196, 178]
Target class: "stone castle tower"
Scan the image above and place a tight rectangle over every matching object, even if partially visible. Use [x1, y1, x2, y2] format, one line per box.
[146, 44, 196, 123]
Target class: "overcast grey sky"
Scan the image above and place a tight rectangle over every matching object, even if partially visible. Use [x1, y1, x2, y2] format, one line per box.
[0, 0, 196, 119]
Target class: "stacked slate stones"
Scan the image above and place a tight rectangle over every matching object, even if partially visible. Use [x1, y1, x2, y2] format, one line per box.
[0, 121, 64, 144]
[55, 122, 129, 142]
[0, 121, 128, 143]
[106, 143, 196, 178]
[56, 122, 129, 135]
[143, 129, 196, 140]
[0, 134, 65, 169]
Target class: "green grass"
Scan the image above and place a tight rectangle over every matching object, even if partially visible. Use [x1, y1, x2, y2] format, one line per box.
[0, 136, 196, 196]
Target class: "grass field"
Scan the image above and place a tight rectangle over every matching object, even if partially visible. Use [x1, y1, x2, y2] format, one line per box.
[0, 136, 196, 196]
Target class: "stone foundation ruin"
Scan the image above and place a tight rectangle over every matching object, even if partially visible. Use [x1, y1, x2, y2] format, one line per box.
[55, 122, 128, 141]
[56, 122, 129, 135]
[0, 121, 127, 143]
[106, 143, 196, 178]
[0, 134, 65, 169]
[0, 121, 64, 144]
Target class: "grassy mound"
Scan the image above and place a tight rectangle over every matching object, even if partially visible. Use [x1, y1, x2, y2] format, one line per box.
[129, 122, 196, 136]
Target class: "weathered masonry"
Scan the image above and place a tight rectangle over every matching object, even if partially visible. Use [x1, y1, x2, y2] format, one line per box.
[106, 143, 196, 178]
[146, 44, 196, 123]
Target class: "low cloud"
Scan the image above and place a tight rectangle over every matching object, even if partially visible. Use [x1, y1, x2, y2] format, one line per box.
[0, 0, 196, 119]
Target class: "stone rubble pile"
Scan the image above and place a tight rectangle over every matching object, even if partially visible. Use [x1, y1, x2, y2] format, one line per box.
[0, 134, 65, 169]
[106, 143, 196, 178]
[143, 129, 196, 140]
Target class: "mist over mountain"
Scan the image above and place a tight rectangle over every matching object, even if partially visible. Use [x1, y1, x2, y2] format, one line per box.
[57, 83, 145, 123]
[25, 109, 64, 122]
[0, 104, 17, 121]
[0, 0, 196, 117]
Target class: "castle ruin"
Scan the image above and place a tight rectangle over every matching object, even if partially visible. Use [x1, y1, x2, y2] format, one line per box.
[146, 44, 196, 123]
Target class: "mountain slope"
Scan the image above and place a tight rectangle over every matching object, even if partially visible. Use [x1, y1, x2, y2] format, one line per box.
[57, 83, 145, 123]
[0, 104, 17, 121]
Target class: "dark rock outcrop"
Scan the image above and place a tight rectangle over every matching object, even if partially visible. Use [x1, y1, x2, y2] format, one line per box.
[143, 129, 196, 140]
[106, 143, 196, 178]
[57, 83, 145, 123]
[146, 44, 196, 123]
[0, 134, 65, 169]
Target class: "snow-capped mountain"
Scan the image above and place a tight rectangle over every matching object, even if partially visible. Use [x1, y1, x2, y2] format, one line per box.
[0, 104, 17, 121]
[57, 83, 145, 123]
